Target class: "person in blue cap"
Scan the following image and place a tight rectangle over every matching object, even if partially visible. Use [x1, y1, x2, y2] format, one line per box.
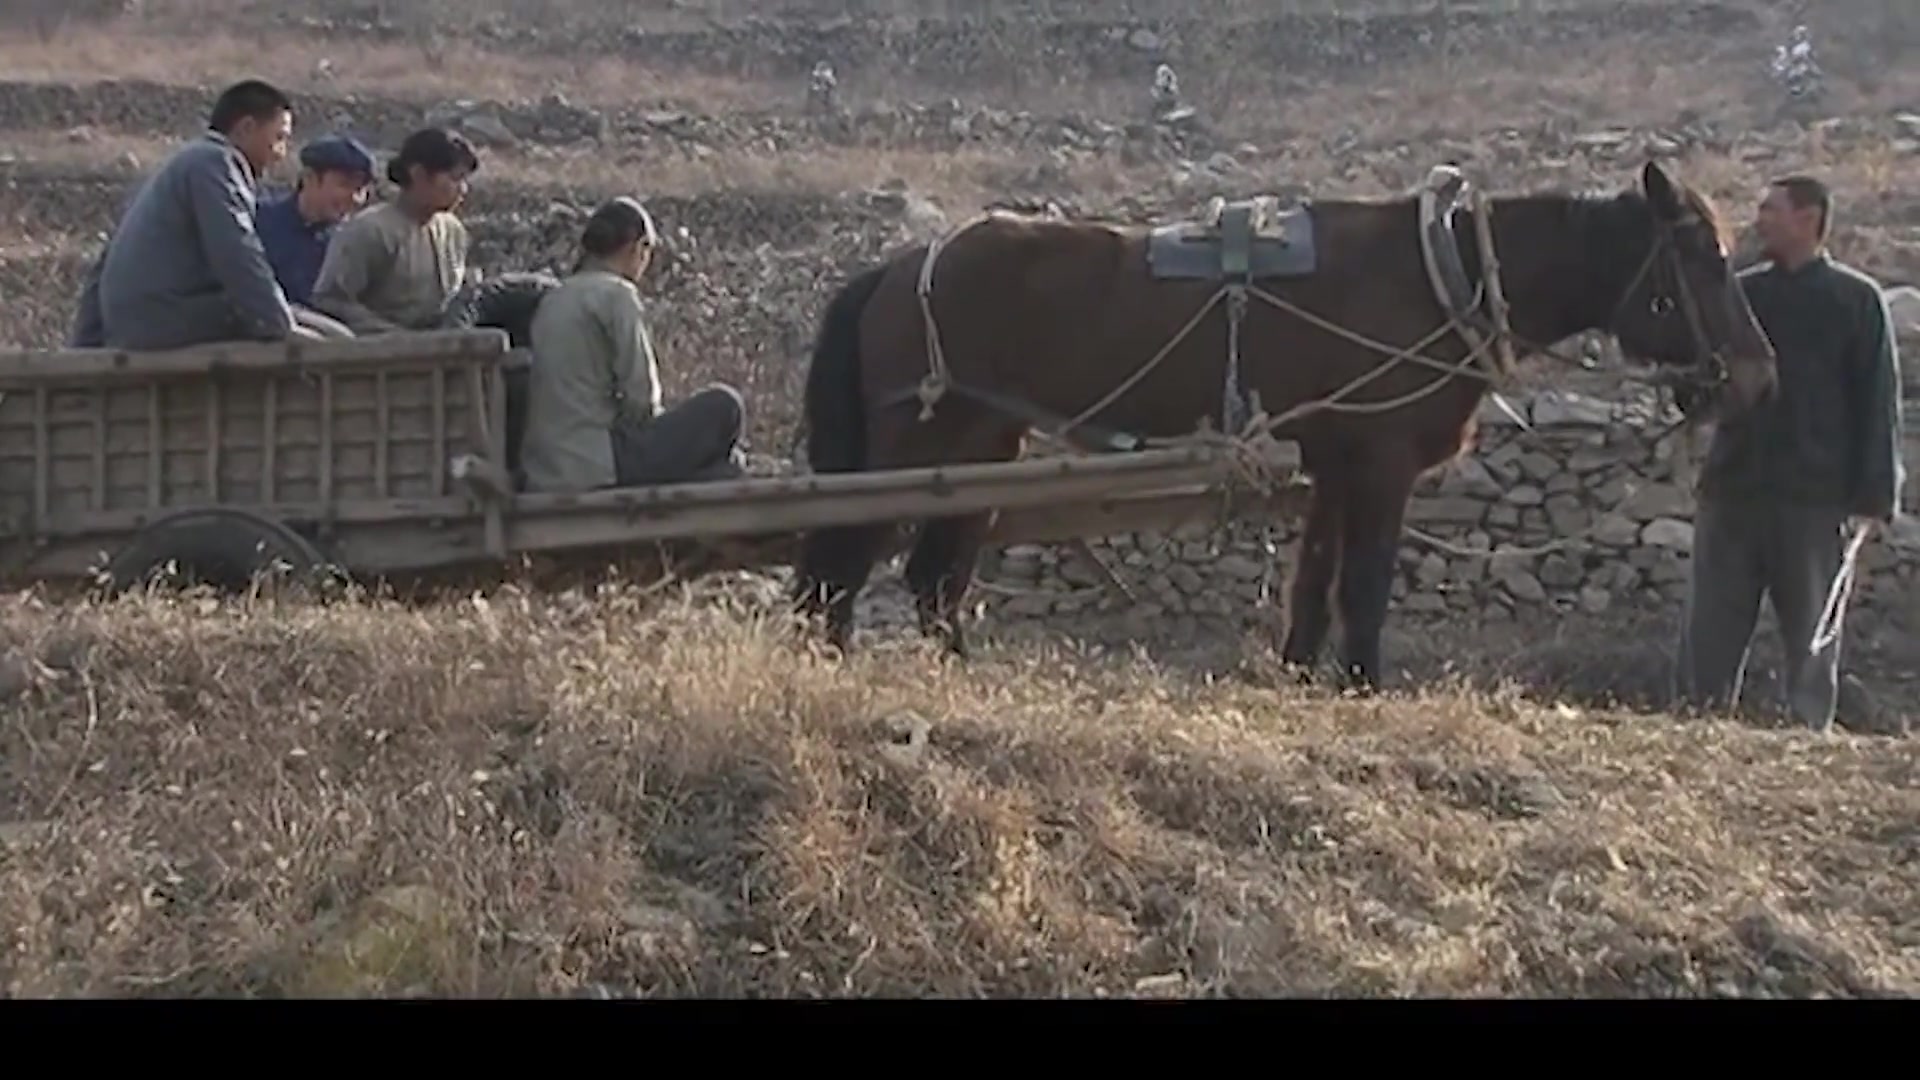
[255, 133, 376, 307]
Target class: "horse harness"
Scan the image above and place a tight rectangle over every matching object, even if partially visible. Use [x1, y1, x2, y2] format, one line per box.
[886, 165, 1733, 458]
[882, 208, 1153, 455]
[1421, 164, 1735, 404]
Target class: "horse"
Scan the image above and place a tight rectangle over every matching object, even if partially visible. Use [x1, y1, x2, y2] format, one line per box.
[790, 160, 1779, 689]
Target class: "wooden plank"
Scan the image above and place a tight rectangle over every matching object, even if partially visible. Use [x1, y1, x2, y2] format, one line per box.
[24, 494, 475, 541]
[145, 384, 161, 508]
[431, 368, 447, 497]
[205, 380, 222, 502]
[506, 443, 1270, 516]
[32, 387, 48, 529]
[375, 372, 390, 498]
[0, 479, 1320, 588]
[320, 373, 335, 516]
[987, 480, 1311, 546]
[0, 329, 510, 384]
[484, 363, 507, 557]
[468, 364, 506, 558]
[500, 451, 1265, 553]
[261, 378, 278, 504]
[423, 480, 1314, 584]
[91, 392, 106, 512]
[25, 444, 1294, 546]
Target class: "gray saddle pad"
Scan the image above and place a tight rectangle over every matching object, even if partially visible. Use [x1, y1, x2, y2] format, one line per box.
[1146, 199, 1319, 281]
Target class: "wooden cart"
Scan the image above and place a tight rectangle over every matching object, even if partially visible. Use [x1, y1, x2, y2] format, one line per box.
[0, 330, 1306, 594]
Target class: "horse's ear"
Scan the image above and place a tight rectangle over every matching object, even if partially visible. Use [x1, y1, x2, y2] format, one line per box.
[1642, 159, 1684, 221]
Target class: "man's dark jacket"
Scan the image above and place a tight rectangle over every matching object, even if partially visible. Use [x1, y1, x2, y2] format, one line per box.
[1700, 254, 1905, 521]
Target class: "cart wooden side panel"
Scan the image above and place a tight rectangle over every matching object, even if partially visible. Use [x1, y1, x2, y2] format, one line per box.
[0, 330, 509, 582]
[0, 328, 1306, 591]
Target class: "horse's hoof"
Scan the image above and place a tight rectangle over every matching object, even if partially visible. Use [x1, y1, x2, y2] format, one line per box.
[922, 636, 968, 663]
[1276, 656, 1318, 686]
[1339, 667, 1381, 697]
[914, 610, 972, 662]
[820, 625, 854, 659]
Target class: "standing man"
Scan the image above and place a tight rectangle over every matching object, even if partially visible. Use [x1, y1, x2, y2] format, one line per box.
[68, 79, 316, 351]
[256, 134, 376, 307]
[1675, 175, 1906, 731]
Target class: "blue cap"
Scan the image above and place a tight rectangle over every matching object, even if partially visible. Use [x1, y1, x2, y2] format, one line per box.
[298, 134, 376, 180]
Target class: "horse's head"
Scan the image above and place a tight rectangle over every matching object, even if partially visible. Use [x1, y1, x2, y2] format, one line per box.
[1606, 160, 1777, 420]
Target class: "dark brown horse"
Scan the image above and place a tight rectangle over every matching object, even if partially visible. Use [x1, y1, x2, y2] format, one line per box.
[791, 160, 1777, 687]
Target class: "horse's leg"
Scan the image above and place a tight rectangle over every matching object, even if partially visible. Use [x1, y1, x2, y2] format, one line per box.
[1280, 467, 1346, 677]
[796, 523, 890, 654]
[1333, 447, 1420, 691]
[904, 511, 994, 659]
[901, 426, 1020, 658]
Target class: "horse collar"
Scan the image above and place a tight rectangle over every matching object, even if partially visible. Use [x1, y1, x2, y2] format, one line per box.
[1416, 167, 1517, 383]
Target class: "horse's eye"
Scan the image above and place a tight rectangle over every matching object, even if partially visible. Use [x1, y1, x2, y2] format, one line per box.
[1650, 295, 1675, 316]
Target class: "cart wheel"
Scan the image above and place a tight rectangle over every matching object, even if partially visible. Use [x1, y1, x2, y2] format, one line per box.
[102, 509, 344, 598]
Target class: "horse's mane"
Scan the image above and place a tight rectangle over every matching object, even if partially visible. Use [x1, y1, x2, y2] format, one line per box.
[1482, 180, 1732, 317]
[1677, 183, 1734, 254]
[1559, 178, 1733, 253]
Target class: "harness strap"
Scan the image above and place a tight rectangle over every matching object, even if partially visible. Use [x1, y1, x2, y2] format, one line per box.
[1469, 188, 1518, 379]
[912, 212, 999, 420]
[1216, 199, 1258, 434]
[889, 173, 1716, 460]
[875, 377, 1142, 453]
[893, 198, 1503, 455]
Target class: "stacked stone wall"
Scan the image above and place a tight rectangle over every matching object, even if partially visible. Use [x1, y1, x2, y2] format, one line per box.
[976, 387, 1920, 637]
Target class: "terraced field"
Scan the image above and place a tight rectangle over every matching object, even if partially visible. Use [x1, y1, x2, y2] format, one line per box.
[3, 0, 1918, 997]
[6, 0, 1918, 448]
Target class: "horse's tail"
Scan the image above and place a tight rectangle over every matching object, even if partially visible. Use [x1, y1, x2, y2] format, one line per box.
[803, 259, 891, 474]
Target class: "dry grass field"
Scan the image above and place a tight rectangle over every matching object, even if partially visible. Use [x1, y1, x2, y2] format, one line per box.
[2, 0, 1918, 998]
[4, 588, 1917, 997]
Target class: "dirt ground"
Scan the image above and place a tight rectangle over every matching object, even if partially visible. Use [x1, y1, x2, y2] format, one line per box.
[1, 0, 1917, 997]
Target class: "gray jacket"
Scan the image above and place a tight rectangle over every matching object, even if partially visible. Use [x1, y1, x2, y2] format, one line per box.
[70, 131, 295, 350]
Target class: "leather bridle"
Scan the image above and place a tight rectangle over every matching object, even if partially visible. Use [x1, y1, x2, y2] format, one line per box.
[1602, 215, 1735, 398]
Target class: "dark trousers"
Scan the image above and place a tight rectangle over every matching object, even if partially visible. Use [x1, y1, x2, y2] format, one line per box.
[1674, 496, 1852, 731]
[611, 384, 747, 486]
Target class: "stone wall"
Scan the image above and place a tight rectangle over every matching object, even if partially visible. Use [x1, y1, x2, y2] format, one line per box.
[977, 384, 1920, 637]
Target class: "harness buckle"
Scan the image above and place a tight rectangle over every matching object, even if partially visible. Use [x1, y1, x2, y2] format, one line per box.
[916, 372, 947, 421]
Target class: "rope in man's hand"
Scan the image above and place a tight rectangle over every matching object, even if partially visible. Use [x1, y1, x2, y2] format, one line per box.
[1809, 519, 1874, 656]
